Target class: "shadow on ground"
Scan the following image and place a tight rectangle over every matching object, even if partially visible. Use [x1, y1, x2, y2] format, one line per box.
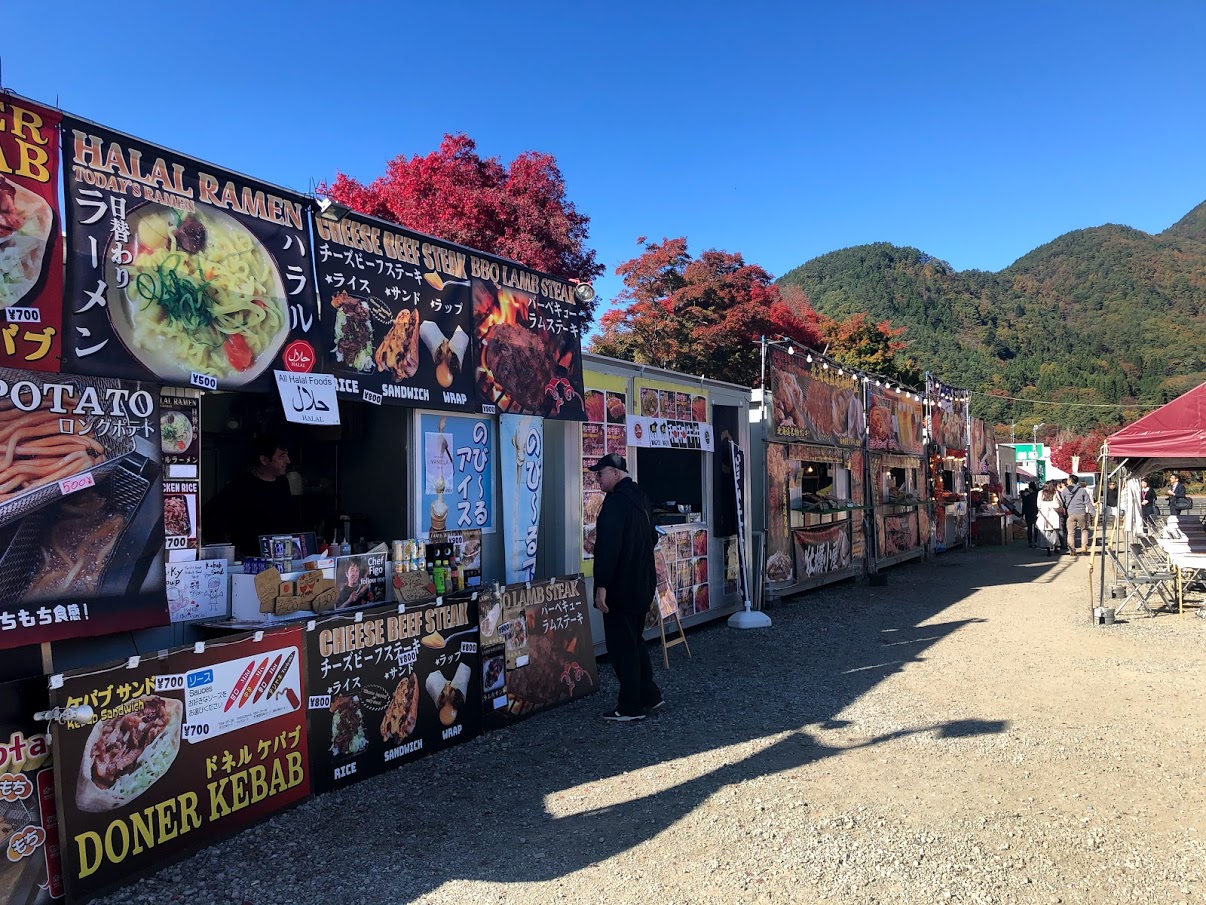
[105, 544, 1054, 904]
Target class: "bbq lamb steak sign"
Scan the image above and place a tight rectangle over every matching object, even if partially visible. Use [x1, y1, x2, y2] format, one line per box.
[471, 254, 587, 421]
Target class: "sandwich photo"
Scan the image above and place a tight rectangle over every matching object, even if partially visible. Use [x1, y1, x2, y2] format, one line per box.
[76, 695, 183, 813]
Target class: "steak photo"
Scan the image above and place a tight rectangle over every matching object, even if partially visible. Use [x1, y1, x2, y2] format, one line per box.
[485, 323, 553, 412]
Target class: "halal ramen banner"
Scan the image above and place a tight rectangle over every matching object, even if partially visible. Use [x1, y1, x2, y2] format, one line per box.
[61, 119, 322, 391]
[767, 348, 864, 447]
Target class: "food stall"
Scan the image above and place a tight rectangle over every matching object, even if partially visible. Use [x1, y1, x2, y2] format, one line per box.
[926, 376, 971, 553]
[756, 347, 866, 598]
[867, 381, 928, 568]
[544, 354, 751, 652]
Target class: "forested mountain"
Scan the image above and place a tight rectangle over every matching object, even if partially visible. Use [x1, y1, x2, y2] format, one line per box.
[777, 200, 1206, 434]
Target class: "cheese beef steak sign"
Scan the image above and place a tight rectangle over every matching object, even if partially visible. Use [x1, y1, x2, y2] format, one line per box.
[51, 629, 310, 901]
[304, 597, 481, 793]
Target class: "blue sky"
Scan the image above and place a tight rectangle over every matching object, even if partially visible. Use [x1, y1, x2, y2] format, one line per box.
[6, 2, 1204, 327]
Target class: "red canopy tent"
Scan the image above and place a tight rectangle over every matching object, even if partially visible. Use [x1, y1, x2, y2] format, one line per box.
[1104, 381, 1206, 475]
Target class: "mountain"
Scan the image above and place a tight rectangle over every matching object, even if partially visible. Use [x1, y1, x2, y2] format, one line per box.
[777, 200, 1206, 434]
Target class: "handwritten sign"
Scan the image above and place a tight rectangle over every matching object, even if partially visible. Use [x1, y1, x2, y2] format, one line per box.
[166, 559, 228, 623]
[275, 371, 340, 425]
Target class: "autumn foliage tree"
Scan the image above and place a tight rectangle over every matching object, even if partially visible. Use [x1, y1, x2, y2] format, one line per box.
[321, 134, 605, 316]
[590, 238, 824, 387]
[1050, 429, 1109, 474]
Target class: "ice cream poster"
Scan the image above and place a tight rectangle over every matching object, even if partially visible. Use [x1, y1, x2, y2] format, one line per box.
[418, 412, 495, 537]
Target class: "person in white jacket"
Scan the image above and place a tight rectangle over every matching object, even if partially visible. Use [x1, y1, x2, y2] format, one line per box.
[1037, 481, 1064, 555]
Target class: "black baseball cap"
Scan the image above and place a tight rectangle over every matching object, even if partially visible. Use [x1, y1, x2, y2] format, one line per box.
[588, 453, 628, 473]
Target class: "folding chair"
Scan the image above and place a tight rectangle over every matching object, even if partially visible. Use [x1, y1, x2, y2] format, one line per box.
[1111, 535, 1176, 617]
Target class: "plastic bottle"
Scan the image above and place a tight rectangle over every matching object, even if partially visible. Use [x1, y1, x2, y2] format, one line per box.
[433, 551, 446, 595]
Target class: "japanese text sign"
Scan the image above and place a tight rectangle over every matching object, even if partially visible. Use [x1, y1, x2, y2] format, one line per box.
[419, 412, 494, 536]
[304, 597, 480, 793]
[0, 97, 63, 370]
[312, 211, 477, 411]
[51, 628, 310, 901]
[499, 414, 543, 584]
[61, 118, 321, 390]
[0, 367, 168, 648]
[471, 255, 586, 420]
[767, 348, 864, 447]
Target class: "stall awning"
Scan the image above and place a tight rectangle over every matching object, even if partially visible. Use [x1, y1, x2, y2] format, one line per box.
[1106, 382, 1206, 460]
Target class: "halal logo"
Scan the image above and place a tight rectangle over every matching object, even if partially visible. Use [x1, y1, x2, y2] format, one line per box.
[283, 340, 315, 373]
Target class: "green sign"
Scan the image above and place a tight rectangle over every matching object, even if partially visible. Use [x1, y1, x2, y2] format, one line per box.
[1036, 460, 1047, 481]
[1015, 443, 1045, 461]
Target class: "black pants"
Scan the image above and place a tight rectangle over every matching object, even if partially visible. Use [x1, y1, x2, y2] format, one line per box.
[602, 606, 660, 714]
[1025, 515, 1038, 546]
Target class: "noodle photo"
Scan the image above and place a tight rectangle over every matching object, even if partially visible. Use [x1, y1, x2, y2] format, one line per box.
[110, 205, 288, 384]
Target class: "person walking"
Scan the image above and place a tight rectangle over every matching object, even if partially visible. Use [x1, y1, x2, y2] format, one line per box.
[589, 453, 664, 722]
[1063, 476, 1093, 556]
[1037, 481, 1063, 555]
[1021, 481, 1040, 548]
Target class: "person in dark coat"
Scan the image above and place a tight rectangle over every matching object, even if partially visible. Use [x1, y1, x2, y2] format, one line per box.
[1140, 479, 1157, 523]
[202, 436, 296, 558]
[589, 453, 663, 721]
[1019, 481, 1039, 548]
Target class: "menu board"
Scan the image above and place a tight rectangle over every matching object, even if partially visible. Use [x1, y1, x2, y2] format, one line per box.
[633, 379, 708, 423]
[970, 418, 997, 476]
[867, 384, 924, 455]
[766, 348, 863, 447]
[650, 525, 709, 624]
[0, 98, 63, 371]
[481, 575, 597, 730]
[52, 628, 310, 901]
[428, 528, 482, 587]
[581, 375, 629, 568]
[61, 118, 322, 390]
[627, 417, 714, 451]
[471, 256, 586, 420]
[418, 412, 495, 536]
[312, 212, 476, 411]
[0, 368, 168, 649]
[499, 414, 543, 583]
[0, 677, 61, 904]
[304, 598, 480, 794]
[166, 559, 228, 622]
[160, 390, 200, 559]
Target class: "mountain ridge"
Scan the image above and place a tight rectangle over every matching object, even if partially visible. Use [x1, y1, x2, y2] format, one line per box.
[777, 199, 1206, 433]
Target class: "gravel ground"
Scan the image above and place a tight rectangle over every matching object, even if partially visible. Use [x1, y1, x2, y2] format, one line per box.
[95, 543, 1206, 905]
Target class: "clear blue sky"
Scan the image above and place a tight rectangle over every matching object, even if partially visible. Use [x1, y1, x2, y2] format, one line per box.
[6, 2, 1204, 327]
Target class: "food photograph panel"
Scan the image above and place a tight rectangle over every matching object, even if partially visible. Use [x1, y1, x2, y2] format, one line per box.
[313, 211, 477, 410]
[62, 118, 322, 390]
[0, 368, 168, 648]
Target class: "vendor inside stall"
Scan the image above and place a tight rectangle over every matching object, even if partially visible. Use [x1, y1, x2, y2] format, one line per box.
[203, 435, 296, 558]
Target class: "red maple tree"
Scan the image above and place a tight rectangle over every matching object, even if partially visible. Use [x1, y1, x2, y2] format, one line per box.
[590, 238, 824, 386]
[321, 134, 604, 315]
[1050, 429, 1109, 473]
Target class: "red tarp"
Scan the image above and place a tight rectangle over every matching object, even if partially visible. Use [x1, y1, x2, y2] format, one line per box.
[1106, 382, 1206, 459]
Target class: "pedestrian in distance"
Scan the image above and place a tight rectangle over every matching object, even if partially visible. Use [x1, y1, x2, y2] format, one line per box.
[1063, 476, 1093, 556]
[1037, 481, 1063, 555]
[1167, 473, 1190, 515]
[589, 453, 664, 722]
[1140, 479, 1157, 524]
[1020, 481, 1040, 548]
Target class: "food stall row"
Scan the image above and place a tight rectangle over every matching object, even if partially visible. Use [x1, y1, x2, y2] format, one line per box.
[751, 348, 981, 597]
[0, 93, 752, 902]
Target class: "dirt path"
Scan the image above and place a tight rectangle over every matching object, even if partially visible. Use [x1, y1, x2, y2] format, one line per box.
[99, 543, 1206, 905]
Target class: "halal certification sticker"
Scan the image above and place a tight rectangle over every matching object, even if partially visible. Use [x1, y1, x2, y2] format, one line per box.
[283, 340, 315, 372]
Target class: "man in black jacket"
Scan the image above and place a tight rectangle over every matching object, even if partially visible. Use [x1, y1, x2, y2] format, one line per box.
[589, 453, 663, 722]
[1020, 481, 1039, 548]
